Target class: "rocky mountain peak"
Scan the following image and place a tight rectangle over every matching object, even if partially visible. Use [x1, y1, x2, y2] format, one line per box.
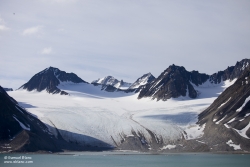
[91, 76, 131, 90]
[19, 67, 87, 95]
[138, 59, 250, 101]
[209, 59, 250, 84]
[128, 73, 156, 90]
[138, 64, 199, 101]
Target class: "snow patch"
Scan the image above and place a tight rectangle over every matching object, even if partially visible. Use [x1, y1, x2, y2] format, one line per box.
[160, 144, 176, 150]
[190, 79, 236, 99]
[196, 140, 205, 144]
[236, 95, 250, 112]
[227, 118, 236, 124]
[226, 140, 241, 150]
[215, 115, 227, 124]
[13, 116, 30, 131]
[15, 106, 24, 114]
[245, 113, 250, 118]
[224, 124, 230, 128]
[233, 121, 250, 139]
[184, 124, 206, 140]
[218, 97, 231, 108]
[126, 134, 134, 137]
[241, 62, 249, 71]
[150, 79, 162, 91]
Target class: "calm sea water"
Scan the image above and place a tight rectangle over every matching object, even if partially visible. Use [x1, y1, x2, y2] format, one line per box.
[1, 152, 250, 167]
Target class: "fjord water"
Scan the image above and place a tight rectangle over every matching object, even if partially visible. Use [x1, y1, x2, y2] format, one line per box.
[1, 152, 250, 167]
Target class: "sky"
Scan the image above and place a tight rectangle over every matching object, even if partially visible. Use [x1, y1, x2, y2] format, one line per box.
[0, 0, 250, 89]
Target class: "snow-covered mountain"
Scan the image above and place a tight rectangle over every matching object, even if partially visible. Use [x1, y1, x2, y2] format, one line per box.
[138, 59, 250, 101]
[19, 67, 88, 95]
[209, 58, 250, 84]
[197, 65, 250, 151]
[91, 76, 131, 90]
[129, 73, 155, 89]
[3, 58, 250, 153]
[138, 64, 209, 100]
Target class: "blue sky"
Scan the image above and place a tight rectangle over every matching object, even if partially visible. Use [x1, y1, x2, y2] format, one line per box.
[1, 0, 250, 89]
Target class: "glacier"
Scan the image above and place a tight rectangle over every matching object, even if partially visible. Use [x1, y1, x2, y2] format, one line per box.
[9, 79, 235, 149]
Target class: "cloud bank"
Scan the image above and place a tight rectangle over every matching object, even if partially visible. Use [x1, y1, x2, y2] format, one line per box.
[0, 0, 250, 89]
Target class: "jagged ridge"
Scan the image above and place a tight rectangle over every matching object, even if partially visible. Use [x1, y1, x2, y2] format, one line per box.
[19, 67, 87, 95]
[138, 59, 250, 101]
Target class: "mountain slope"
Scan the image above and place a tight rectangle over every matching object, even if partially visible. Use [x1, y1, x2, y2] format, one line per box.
[3, 88, 13, 91]
[0, 86, 61, 152]
[129, 73, 155, 89]
[197, 66, 250, 151]
[19, 67, 87, 95]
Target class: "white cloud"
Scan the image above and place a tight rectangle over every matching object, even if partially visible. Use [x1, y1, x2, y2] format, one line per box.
[1, 0, 250, 86]
[22, 26, 43, 36]
[0, 25, 9, 31]
[41, 47, 52, 54]
[0, 16, 9, 31]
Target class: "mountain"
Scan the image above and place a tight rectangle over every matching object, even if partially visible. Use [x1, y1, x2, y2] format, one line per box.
[209, 59, 250, 84]
[138, 64, 209, 100]
[91, 76, 131, 90]
[19, 67, 87, 95]
[138, 59, 250, 101]
[3, 88, 13, 91]
[0, 86, 113, 152]
[196, 65, 250, 151]
[5, 58, 250, 153]
[0, 85, 61, 152]
[129, 73, 155, 89]
[91, 73, 155, 93]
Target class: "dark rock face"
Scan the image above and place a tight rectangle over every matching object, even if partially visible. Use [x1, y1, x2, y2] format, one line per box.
[101, 85, 119, 92]
[19, 67, 87, 95]
[138, 65, 209, 101]
[209, 59, 250, 84]
[3, 88, 13, 91]
[197, 66, 250, 151]
[138, 59, 250, 101]
[0, 86, 20, 140]
[198, 65, 250, 130]
[0, 86, 60, 152]
[91, 82, 119, 92]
